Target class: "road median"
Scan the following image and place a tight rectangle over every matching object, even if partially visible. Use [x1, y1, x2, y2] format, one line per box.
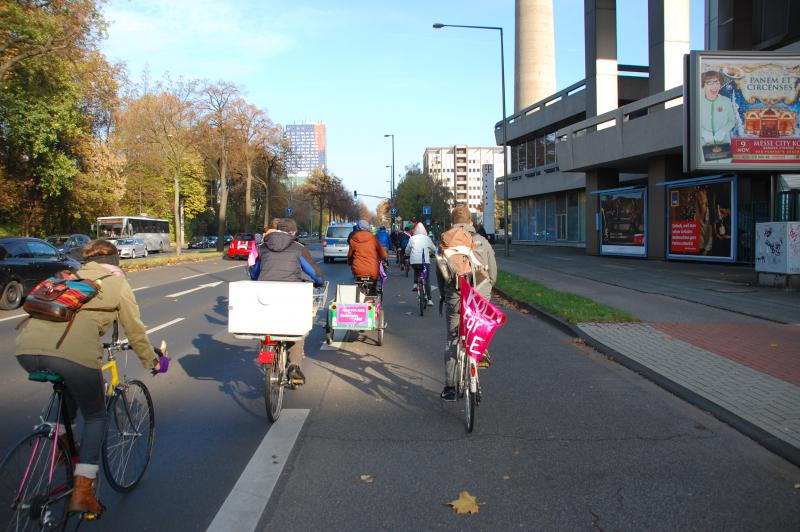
[121, 250, 224, 273]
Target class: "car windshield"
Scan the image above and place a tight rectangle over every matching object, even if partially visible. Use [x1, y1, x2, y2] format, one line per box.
[235, 234, 254, 241]
[326, 227, 351, 239]
[46, 236, 69, 247]
[120, 239, 134, 245]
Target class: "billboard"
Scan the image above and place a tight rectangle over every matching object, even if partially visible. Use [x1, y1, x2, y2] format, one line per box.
[481, 164, 496, 235]
[687, 51, 800, 171]
[667, 176, 736, 262]
[599, 187, 646, 257]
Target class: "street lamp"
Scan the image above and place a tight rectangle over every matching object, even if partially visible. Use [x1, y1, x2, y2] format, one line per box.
[383, 133, 395, 211]
[433, 22, 509, 256]
[386, 165, 393, 201]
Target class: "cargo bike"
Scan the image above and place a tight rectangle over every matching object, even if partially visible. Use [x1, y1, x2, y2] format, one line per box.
[324, 275, 385, 347]
[228, 280, 329, 422]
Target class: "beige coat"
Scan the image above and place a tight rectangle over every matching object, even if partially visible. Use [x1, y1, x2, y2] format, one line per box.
[15, 261, 157, 370]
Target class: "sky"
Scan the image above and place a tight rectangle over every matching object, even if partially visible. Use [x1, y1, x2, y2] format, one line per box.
[100, 0, 705, 211]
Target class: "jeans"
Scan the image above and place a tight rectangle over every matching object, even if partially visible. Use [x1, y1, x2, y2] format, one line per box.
[17, 355, 106, 466]
[288, 337, 305, 367]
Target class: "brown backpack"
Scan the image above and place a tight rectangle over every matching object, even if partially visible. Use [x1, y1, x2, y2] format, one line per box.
[437, 227, 489, 290]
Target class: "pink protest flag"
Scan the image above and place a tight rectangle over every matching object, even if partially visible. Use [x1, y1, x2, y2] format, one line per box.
[247, 240, 258, 267]
[459, 276, 506, 361]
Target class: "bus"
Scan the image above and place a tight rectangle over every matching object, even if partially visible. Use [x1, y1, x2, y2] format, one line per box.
[96, 216, 171, 253]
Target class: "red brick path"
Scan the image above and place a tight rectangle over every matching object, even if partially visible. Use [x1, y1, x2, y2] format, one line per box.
[653, 323, 800, 386]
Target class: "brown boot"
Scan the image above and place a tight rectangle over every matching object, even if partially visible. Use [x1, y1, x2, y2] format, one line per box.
[69, 475, 103, 515]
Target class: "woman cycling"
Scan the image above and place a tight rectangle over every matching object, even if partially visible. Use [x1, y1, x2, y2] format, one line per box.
[405, 222, 437, 306]
[15, 240, 166, 515]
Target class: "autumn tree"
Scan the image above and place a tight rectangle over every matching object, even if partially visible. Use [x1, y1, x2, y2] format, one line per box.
[395, 165, 452, 230]
[231, 98, 273, 231]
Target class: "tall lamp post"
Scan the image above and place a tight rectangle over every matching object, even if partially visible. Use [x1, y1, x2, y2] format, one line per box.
[433, 22, 509, 256]
[383, 134, 395, 218]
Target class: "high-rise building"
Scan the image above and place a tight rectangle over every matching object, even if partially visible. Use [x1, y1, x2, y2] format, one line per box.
[285, 122, 327, 188]
[422, 146, 505, 214]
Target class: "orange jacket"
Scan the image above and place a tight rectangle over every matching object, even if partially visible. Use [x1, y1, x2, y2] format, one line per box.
[348, 230, 387, 278]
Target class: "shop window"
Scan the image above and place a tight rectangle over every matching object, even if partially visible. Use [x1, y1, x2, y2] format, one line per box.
[567, 191, 580, 242]
[526, 140, 536, 169]
[545, 197, 556, 241]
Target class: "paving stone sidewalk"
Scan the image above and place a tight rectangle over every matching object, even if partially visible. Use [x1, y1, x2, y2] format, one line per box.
[495, 248, 800, 463]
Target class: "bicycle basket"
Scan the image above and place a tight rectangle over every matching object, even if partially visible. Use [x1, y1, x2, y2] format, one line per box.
[312, 281, 330, 315]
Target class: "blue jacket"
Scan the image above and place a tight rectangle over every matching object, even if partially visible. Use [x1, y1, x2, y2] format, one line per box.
[376, 229, 392, 250]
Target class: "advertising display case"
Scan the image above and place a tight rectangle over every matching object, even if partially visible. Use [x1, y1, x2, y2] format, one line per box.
[755, 222, 800, 274]
[597, 187, 647, 257]
[686, 51, 800, 172]
[666, 175, 736, 262]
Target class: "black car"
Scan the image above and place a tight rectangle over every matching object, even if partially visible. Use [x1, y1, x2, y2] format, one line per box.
[45, 234, 91, 262]
[188, 236, 210, 249]
[0, 237, 81, 310]
[206, 236, 219, 248]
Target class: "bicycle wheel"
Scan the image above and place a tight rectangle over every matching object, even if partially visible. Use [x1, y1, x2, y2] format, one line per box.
[264, 344, 286, 422]
[455, 344, 466, 399]
[0, 430, 72, 531]
[376, 308, 384, 346]
[102, 380, 155, 492]
[463, 360, 476, 433]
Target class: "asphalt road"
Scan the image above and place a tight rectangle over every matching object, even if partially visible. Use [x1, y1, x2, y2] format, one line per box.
[0, 244, 797, 531]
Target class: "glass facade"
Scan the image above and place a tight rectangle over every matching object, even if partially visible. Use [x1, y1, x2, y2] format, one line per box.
[511, 191, 586, 242]
[510, 133, 558, 173]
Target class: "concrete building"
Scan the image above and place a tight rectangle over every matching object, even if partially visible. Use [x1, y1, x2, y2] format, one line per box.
[497, 0, 800, 262]
[285, 122, 327, 188]
[423, 146, 505, 214]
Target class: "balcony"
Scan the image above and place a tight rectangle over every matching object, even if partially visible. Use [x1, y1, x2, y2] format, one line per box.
[555, 87, 683, 173]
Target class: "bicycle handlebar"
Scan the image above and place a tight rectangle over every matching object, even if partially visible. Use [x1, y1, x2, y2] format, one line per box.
[103, 341, 131, 350]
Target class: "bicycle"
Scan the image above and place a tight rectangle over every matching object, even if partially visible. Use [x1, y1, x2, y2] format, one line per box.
[454, 331, 480, 433]
[0, 323, 163, 530]
[255, 282, 328, 422]
[413, 264, 429, 317]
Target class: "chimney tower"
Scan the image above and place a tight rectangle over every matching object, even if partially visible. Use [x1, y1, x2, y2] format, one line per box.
[515, 0, 556, 112]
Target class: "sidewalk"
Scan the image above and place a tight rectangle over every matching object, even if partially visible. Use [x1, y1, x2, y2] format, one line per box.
[495, 245, 800, 465]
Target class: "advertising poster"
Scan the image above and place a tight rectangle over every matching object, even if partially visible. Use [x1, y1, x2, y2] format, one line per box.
[599, 188, 647, 256]
[690, 52, 800, 171]
[667, 177, 735, 261]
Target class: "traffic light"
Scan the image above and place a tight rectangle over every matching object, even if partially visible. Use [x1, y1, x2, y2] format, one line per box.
[353, 190, 358, 199]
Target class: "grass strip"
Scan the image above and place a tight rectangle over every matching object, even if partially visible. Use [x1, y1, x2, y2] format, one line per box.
[121, 250, 224, 273]
[496, 270, 638, 324]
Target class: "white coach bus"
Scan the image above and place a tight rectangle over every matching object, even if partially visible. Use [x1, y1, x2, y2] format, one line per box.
[96, 216, 171, 253]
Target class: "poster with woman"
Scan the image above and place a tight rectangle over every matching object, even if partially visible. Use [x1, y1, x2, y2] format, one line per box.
[599, 187, 646, 256]
[689, 52, 800, 171]
[667, 177, 735, 261]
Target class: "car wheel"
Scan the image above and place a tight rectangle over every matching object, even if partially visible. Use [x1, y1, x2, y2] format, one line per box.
[131, 250, 136, 259]
[0, 280, 23, 310]
[144, 249, 148, 257]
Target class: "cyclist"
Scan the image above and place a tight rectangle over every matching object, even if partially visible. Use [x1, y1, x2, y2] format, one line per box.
[438, 205, 497, 401]
[15, 239, 166, 515]
[397, 222, 413, 269]
[348, 219, 387, 284]
[376, 225, 392, 253]
[405, 222, 437, 306]
[256, 218, 324, 386]
[390, 229, 402, 262]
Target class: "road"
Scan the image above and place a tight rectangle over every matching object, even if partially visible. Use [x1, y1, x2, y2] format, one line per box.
[0, 244, 797, 531]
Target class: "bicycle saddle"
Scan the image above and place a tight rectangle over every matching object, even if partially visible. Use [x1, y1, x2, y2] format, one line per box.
[28, 370, 64, 383]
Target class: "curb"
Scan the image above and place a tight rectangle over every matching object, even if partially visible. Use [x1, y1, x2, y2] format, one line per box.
[492, 286, 800, 468]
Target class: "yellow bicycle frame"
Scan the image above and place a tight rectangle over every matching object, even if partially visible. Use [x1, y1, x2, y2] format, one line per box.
[100, 358, 119, 397]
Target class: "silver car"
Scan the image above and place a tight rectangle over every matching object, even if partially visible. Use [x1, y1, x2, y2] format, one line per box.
[116, 238, 148, 259]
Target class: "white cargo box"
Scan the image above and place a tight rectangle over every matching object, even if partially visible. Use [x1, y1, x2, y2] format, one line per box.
[228, 281, 313, 336]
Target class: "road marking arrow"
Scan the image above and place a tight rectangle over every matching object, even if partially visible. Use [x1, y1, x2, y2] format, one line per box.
[165, 281, 223, 298]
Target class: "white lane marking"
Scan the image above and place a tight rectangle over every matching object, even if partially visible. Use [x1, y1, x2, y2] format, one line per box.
[131, 286, 149, 292]
[120, 317, 185, 343]
[207, 409, 309, 532]
[225, 265, 243, 270]
[165, 281, 224, 298]
[181, 273, 206, 280]
[0, 313, 26, 323]
[320, 341, 344, 350]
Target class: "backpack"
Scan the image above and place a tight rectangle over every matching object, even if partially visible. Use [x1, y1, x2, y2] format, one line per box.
[436, 226, 490, 291]
[18, 270, 115, 348]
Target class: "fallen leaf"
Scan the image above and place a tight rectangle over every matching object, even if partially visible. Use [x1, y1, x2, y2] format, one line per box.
[572, 337, 585, 345]
[447, 491, 480, 515]
[503, 475, 511, 480]
[360, 475, 374, 484]
[769, 343, 778, 347]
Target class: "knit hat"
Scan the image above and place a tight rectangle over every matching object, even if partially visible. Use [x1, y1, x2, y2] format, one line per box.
[358, 220, 370, 231]
[451, 205, 471, 224]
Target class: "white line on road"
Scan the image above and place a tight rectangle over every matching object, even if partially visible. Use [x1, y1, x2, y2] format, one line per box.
[165, 281, 223, 298]
[207, 409, 309, 532]
[225, 265, 243, 270]
[0, 313, 26, 323]
[181, 273, 207, 280]
[121, 317, 185, 343]
[131, 286, 149, 292]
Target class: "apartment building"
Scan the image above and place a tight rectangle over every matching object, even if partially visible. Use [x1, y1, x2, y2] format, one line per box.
[422, 146, 505, 215]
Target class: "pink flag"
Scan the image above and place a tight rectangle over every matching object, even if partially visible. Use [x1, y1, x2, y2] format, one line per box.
[247, 240, 258, 267]
[459, 276, 506, 361]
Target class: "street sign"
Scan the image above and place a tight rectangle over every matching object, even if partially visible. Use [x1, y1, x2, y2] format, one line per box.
[286, 207, 293, 216]
[425, 218, 431, 226]
[422, 205, 431, 215]
[391, 207, 398, 216]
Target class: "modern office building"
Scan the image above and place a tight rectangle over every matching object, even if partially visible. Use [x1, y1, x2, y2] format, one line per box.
[422, 146, 505, 215]
[285, 122, 327, 188]
[497, 0, 800, 263]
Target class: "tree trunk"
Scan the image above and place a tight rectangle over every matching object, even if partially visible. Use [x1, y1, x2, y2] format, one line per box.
[173, 173, 181, 256]
[245, 158, 253, 231]
[318, 200, 324, 238]
[216, 158, 228, 251]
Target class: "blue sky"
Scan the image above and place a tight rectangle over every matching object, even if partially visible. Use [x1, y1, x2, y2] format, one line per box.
[101, 0, 705, 210]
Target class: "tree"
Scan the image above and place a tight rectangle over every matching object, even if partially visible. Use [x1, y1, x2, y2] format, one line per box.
[395, 165, 452, 230]
[297, 167, 334, 236]
[376, 199, 391, 227]
[231, 98, 272, 231]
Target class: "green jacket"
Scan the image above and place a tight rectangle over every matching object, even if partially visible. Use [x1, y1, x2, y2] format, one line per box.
[16, 261, 157, 370]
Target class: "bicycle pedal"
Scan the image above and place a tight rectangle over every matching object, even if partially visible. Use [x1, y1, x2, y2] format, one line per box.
[289, 378, 305, 386]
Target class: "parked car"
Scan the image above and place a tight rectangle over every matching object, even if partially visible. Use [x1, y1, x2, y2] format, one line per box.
[224, 234, 233, 245]
[188, 236, 210, 249]
[322, 224, 351, 263]
[45, 234, 91, 262]
[116, 238, 148, 259]
[0, 237, 81, 310]
[227, 233, 261, 260]
[206, 235, 219, 248]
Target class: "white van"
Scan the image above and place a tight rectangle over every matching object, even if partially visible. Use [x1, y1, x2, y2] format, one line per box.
[322, 224, 353, 263]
